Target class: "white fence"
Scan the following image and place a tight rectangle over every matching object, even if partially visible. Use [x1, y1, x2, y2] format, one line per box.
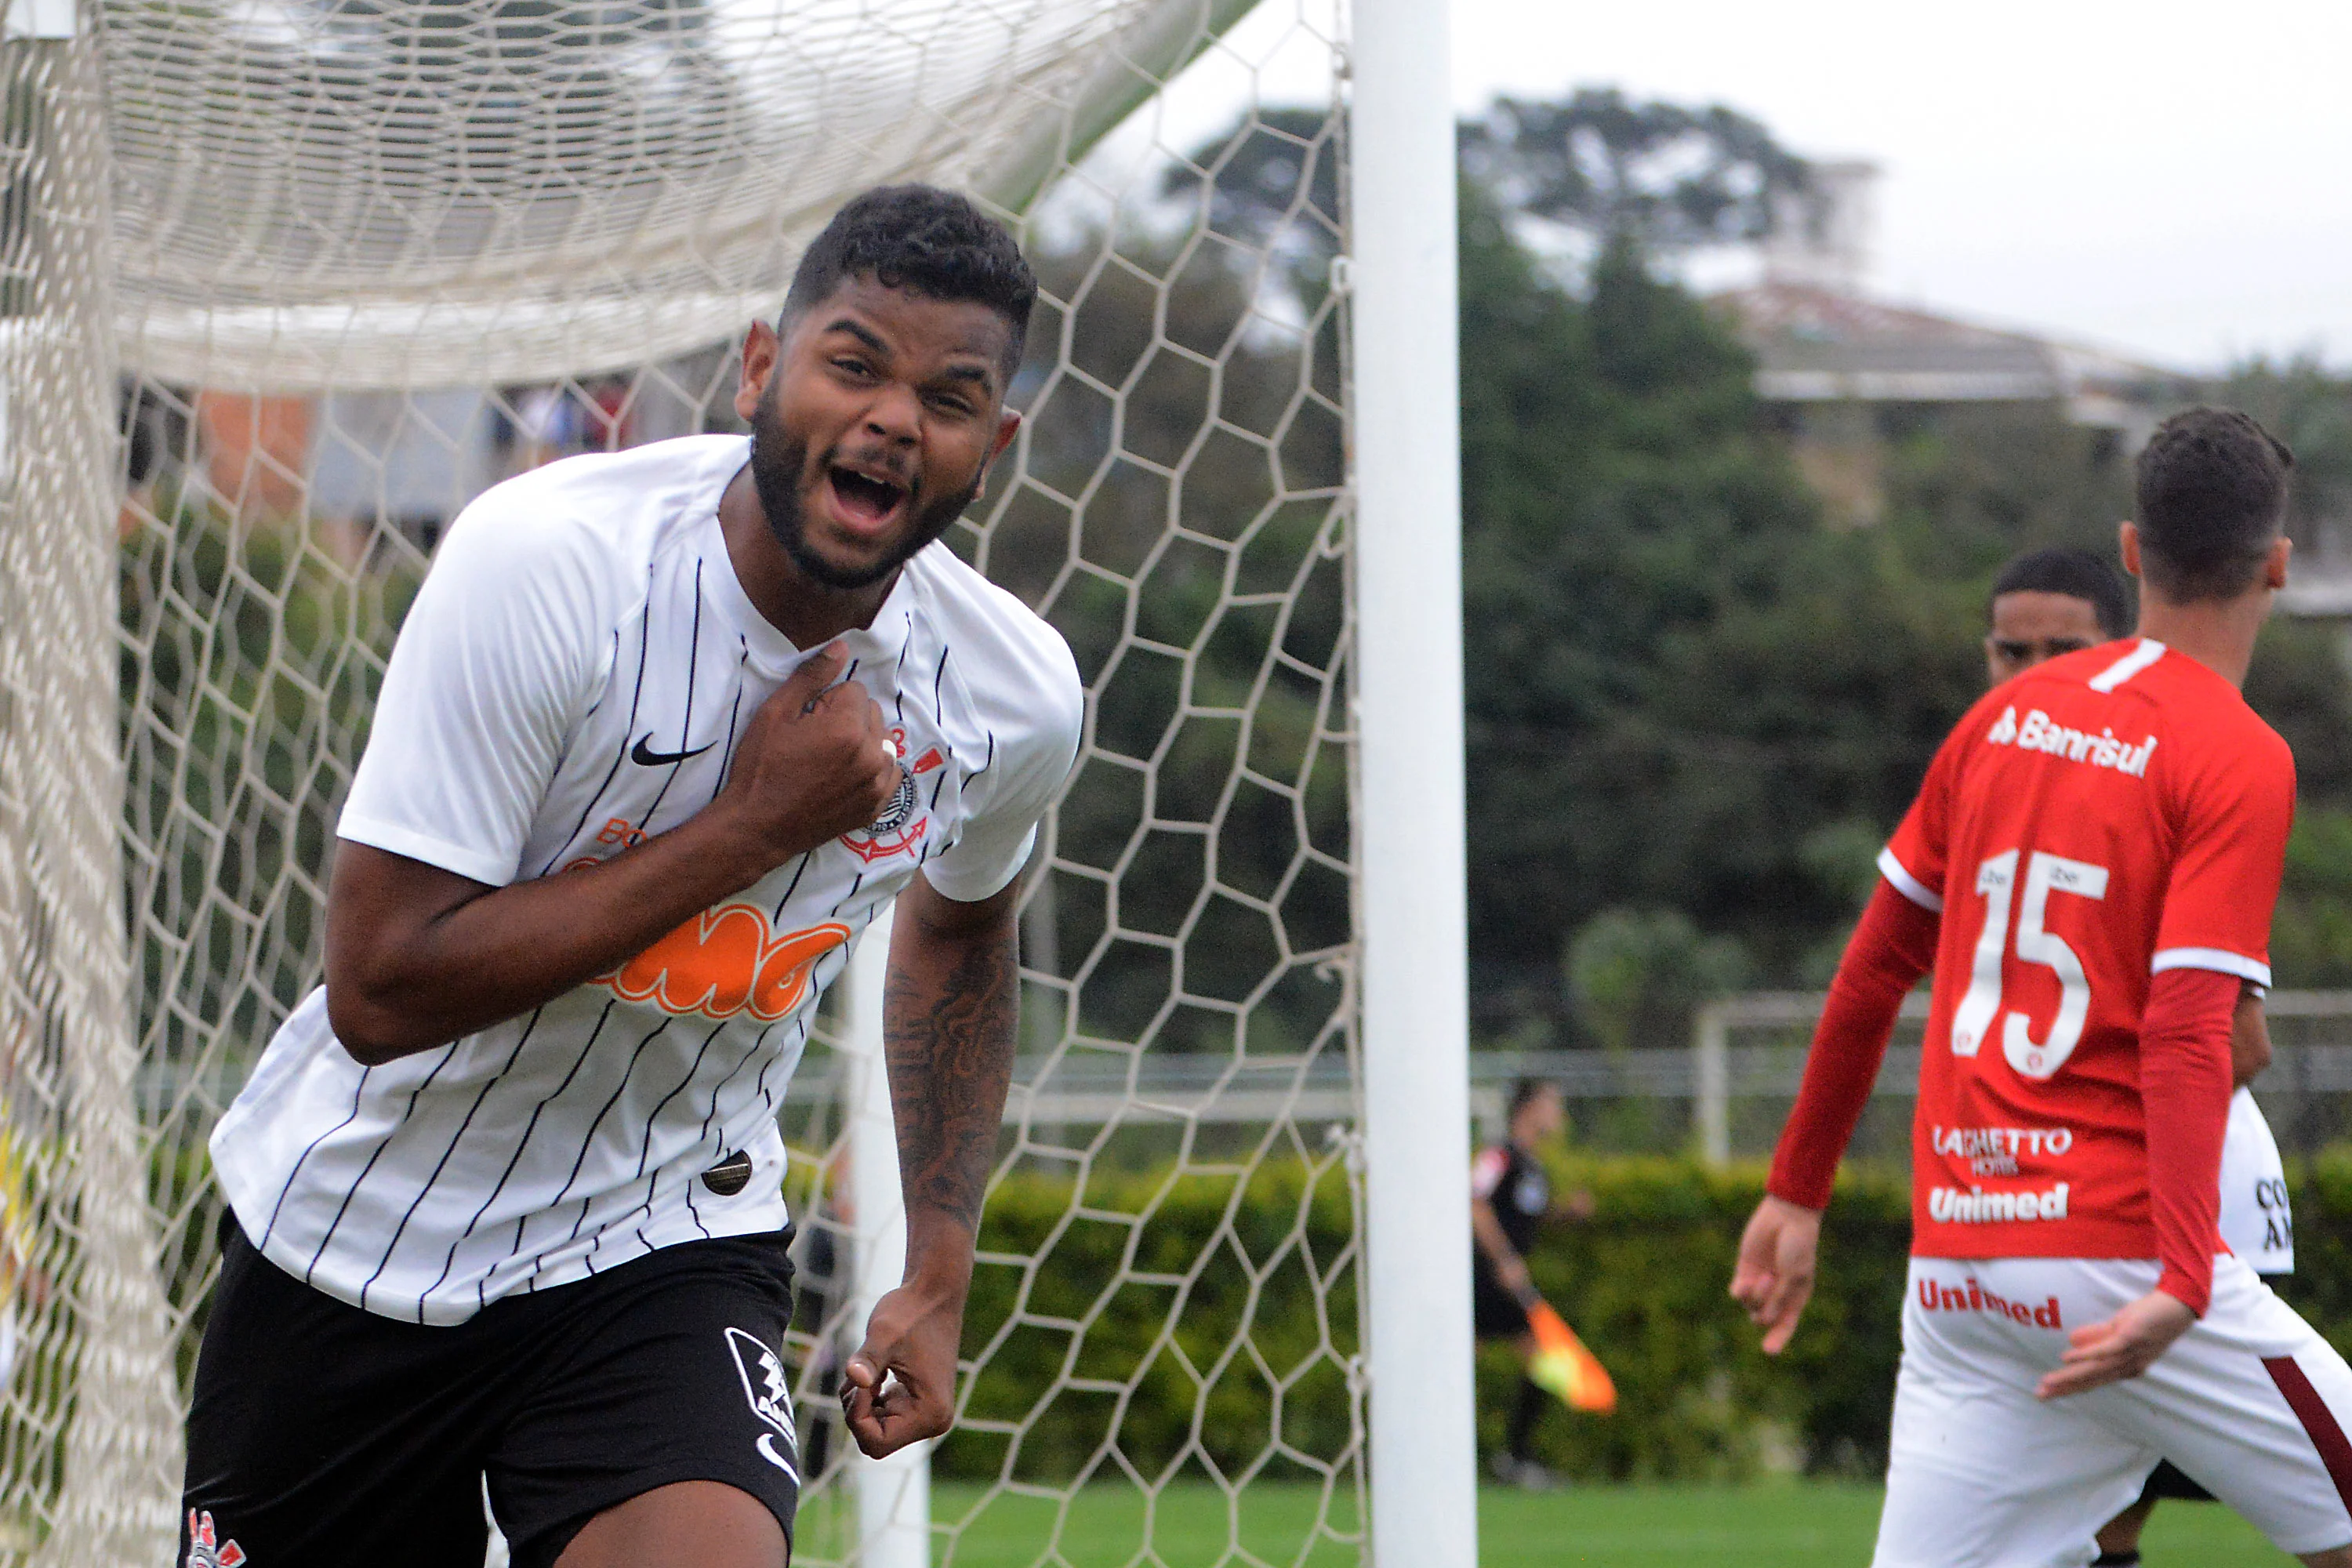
[756, 989, 2352, 1169]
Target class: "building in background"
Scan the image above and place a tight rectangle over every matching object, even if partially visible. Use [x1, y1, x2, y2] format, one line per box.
[1715, 162, 2190, 527]
[146, 344, 739, 557]
[309, 389, 505, 556]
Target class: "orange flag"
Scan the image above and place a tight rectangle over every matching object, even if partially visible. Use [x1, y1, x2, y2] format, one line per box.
[1526, 1299, 1616, 1414]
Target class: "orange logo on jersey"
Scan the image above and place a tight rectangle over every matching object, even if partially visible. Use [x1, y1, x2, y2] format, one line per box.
[562, 819, 651, 873]
[595, 909, 851, 1021]
[842, 730, 948, 864]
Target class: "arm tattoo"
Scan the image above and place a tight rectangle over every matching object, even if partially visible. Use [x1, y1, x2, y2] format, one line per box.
[882, 913, 1018, 1235]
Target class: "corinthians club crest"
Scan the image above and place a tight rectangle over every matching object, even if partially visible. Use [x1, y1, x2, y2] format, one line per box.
[841, 728, 946, 863]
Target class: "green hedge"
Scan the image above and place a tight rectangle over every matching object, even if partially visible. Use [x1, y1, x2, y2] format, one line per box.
[2272, 1160, 2352, 1367]
[1504, 1154, 2352, 1480]
[941, 1158, 1360, 1485]
[942, 1152, 2352, 1485]
[1485, 1157, 1909, 1482]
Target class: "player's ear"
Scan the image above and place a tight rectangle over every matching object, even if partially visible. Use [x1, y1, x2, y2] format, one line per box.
[2265, 532, 2292, 591]
[736, 319, 782, 423]
[2117, 521, 2141, 580]
[970, 408, 1019, 495]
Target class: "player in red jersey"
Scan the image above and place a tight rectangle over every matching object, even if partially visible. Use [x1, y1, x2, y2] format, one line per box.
[1732, 408, 2352, 1568]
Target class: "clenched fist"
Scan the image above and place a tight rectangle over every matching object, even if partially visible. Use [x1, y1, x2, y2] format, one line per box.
[711, 641, 901, 870]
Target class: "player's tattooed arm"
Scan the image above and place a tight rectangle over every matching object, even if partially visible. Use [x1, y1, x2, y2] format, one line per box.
[843, 869, 1022, 1457]
[881, 873, 1021, 1237]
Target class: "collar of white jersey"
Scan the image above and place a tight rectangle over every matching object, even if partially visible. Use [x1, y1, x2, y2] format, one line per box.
[697, 504, 924, 681]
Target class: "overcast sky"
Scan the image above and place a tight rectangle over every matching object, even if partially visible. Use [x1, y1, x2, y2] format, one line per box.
[1443, 0, 2352, 372]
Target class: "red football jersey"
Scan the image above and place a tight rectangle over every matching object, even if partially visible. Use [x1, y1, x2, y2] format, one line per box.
[1882, 638, 2294, 1261]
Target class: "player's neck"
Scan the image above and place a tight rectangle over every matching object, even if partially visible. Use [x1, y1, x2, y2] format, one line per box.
[2134, 592, 2271, 691]
[717, 468, 898, 648]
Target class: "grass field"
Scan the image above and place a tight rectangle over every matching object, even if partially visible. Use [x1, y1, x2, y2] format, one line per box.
[799, 1479, 2292, 1565]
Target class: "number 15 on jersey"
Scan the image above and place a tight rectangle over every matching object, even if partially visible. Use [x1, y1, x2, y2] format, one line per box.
[1951, 848, 2111, 1080]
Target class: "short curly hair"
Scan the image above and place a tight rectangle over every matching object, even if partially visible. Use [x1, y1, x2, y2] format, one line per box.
[2133, 407, 2293, 602]
[781, 184, 1036, 379]
[1991, 546, 2133, 641]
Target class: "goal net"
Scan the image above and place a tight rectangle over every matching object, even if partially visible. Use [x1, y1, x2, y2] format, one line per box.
[0, 2, 1361, 1563]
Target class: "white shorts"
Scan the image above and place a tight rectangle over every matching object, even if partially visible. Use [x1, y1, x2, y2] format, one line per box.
[1873, 1254, 2352, 1567]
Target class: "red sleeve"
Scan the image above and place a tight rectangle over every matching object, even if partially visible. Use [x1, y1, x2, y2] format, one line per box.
[2152, 724, 2294, 987]
[2142, 966, 2238, 1316]
[1766, 880, 1941, 1210]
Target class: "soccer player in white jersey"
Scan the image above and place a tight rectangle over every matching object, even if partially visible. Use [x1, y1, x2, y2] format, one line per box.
[1986, 545, 2300, 1564]
[1733, 409, 2352, 1568]
[179, 186, 1083, 1568]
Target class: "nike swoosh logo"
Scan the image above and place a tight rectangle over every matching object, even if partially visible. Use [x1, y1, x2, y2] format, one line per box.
[756, 1432, 800, 1482]
[630, 735, 716, 767]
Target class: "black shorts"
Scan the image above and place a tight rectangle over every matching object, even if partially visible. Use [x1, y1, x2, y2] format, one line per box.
[182, 1218, 800, 1567]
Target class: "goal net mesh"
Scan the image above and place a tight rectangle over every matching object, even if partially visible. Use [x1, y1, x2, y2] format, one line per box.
[0, 2, 1361, 1563]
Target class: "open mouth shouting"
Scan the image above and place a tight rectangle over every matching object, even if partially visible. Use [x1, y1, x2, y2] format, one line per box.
[824, 459, 911, 538]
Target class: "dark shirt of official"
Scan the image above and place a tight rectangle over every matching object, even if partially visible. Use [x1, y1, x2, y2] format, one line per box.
[1475, 1143, 1548, 1268]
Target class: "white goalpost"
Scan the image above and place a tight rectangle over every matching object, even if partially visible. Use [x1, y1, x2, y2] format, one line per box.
[0, 0, 1473, 1562]
[1347, 0, 1475, 1562]
[842, 906, 931, 1568]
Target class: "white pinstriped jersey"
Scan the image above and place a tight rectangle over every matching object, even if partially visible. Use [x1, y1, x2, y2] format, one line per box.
[209, 435, 1081, 1325]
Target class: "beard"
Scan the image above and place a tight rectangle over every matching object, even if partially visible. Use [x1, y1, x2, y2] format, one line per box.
[746, 389, 982, 593]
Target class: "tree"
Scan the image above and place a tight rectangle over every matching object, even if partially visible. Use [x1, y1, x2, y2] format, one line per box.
[1457, 88, 1813, 252]
[980, 182, 1349, 1054]
[1875, 404, 2136, 586]
[1457, 191, 1988, 1022]
[1079, 94, 2352, 1030]
[2216, 358, 2352, 986]
[1567, 908, 1749, 1054]
[1160, 106, 1343, 265]
[2224, 356, 2352, 560]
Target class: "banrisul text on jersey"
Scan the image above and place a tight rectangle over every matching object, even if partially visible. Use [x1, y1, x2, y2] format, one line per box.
[1982, 703, 2158, 776]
